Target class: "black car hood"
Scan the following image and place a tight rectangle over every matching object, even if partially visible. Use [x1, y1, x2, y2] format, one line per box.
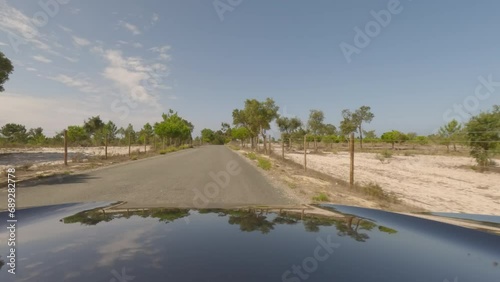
[1, 203, 499, 282]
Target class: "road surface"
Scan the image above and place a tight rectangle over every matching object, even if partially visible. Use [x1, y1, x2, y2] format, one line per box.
[1, 146, 296, 209]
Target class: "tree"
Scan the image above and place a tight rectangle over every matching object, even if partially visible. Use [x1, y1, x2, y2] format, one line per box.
[307, 110, 325, 151]
[465, 105, 500, 167]
[231, 127, 250, 146]
[321, 124, 337, 136]
[276, 116, 302, 148]
[232, 98, 279, 151]
[0, 123, 27, 143]
[200, 128, 226, 145]
[363, 130, 377, 140]
[221, 122, 232, 142]
[124, 124, 136, 144]
[103, 121, 118, 141]
[154, 110, 194, 146]
[438, 119, 463, 152]
[381, 130, 408, 149]
[201, 128, 215, 143]
[139, 123, 154, 144]
[83, 116, 105, 145]
[67, 126, 88, 145]
[341, 106, 374, 148]
[0, 51, 14, 92]
[27, 127, 46, 145]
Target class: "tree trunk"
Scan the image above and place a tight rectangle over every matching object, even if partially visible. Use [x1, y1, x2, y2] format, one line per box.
[263, 134, 267, 154]
[358, 126, 363, 149]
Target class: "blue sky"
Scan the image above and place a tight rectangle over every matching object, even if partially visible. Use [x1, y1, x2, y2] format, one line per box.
[1, 0, 499, 137]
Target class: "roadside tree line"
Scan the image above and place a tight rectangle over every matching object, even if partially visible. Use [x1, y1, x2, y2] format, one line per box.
[200, 98, 499, 167]
[0, 110, 194, 149]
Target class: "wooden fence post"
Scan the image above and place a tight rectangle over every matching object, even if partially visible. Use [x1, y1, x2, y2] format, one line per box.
[304, 135, 307, 172]
[128, 134, 131, 157]
[64, 129, 68, 166]
[350, 132, 355, 188]
[105, 134, 108, 160]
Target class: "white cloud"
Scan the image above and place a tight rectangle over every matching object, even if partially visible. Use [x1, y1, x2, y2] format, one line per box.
[150, 45, 172, 61]
[149, 45, 171, 53]
[46, 73, 100, 93]
[132, 42, 143, 48]
[98, 49, 171, 106]
[63, 56, 79, 63]
[33, 55, 52, 63]
[0, 2, 47, 49]
[26, 67, 37, 72]
[72, 35, 90, 46]
[0, 2, 69, 59]
[48, 74, 87, 88]
[152, 13, 159, 24]
[0, 41, 7, 46]
[58, 25, 73, 33]
[119, 20, 141, 35]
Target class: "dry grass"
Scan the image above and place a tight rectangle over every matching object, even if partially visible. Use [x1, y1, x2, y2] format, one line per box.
[312, 193, 329, 202]
[353, 182, 400, 204]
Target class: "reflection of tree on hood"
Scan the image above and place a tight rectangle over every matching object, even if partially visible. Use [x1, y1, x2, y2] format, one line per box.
[273, 214, 300, 225]
[62, 210, 114, 225]
[302, 216, 339, 233]
[228, 212, 275, 234]
[335, 217, 376, 242]
[150, 209, 190, 223]
[62, 208, 190, 225]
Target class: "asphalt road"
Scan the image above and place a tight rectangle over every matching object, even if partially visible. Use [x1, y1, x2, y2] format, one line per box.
[1, 146, 296, 209]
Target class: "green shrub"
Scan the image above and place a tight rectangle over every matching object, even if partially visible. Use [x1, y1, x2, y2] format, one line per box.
[381, 150, 393, 158]
[246, 152, 257, 160]
[257, 158, 272, 170]
[312, 193, 329, 202]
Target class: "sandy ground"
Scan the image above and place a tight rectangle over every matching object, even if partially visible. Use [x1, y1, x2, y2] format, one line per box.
[0, 146, 152, 170]
[0, 145, 151, 155]
[285, 151, 500, 215]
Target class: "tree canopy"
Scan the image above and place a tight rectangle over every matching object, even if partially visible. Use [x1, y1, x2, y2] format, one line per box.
[465, 105, 500, 166]
[0, 51, 14, 92]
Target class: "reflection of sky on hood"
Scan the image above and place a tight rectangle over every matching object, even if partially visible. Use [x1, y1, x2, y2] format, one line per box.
[0, 204, 498, 282]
